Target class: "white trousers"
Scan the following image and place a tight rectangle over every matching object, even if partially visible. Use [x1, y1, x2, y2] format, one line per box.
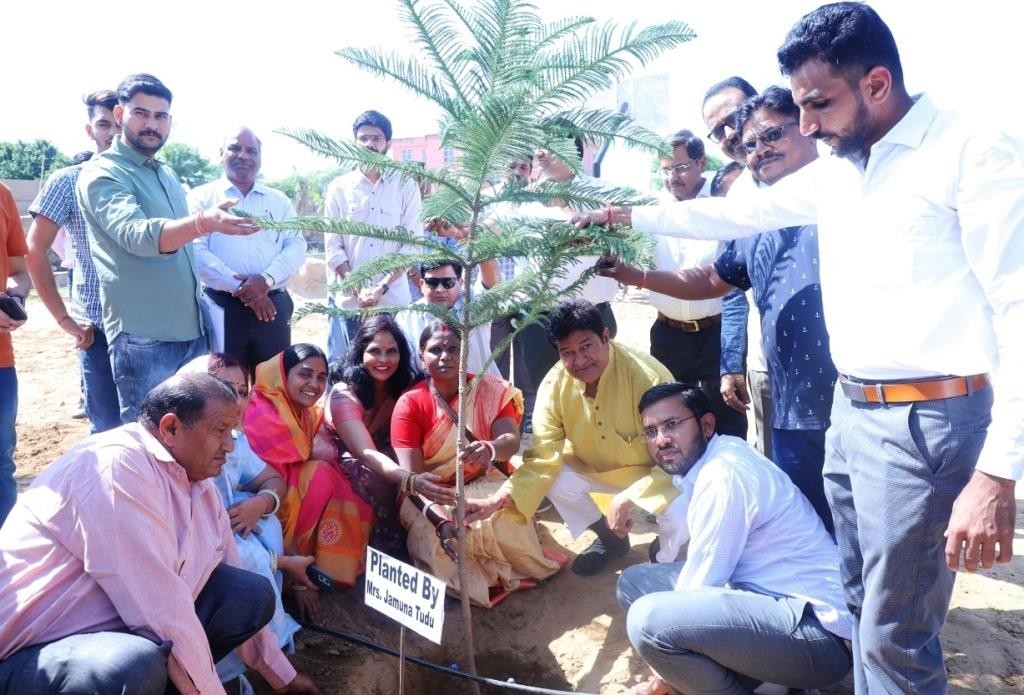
[546, 464, 689, 562]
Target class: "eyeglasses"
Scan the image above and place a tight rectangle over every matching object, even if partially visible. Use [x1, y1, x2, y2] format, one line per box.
[707, 112, 738, 143]
[424, 277, 458, 289]
[658, 161, 696, 177]
[742, 122, 798, 155]
[357, 134, 387, 145]
[642, 414, 697, 441]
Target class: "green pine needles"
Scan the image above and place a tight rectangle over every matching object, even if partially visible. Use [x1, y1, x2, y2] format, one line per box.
[257, 0, 694, 681]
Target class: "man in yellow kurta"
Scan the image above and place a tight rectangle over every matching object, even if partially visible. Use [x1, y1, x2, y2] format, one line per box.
[468, 299, 681, 576]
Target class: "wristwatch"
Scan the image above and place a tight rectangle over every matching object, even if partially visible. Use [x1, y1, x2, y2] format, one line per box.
[261, 272, 275, 289]
[379, 283, 390, 295]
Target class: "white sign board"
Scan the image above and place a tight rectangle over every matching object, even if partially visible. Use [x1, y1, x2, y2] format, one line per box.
[364, 547, 447, 644]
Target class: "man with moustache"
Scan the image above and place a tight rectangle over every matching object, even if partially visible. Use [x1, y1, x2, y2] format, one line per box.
[467, 300, 681, 577]
[188, 127, 306, 371]
[78, 73, 259, 424]
[26, 90, 122, 433]
[647, 129, 747, 440]
[324, 110, 423, 363]
[600, 87, 838, 534]
[617, 382, 850, 695]
[701, 76, 774, 460]
[580, 5, 1023, 691]
[0, 374, 318, 694]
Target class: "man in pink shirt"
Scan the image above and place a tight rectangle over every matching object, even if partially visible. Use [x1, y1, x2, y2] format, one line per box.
[0, 374, 318, 695]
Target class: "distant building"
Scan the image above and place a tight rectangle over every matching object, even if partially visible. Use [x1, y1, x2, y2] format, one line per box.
[390, 133, 455, 169]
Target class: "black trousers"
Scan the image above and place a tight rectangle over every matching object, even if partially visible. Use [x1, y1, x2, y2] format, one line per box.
[205, 289, 294, 371]
[0, 563, 275, 695]
[649, 319, 748, 439]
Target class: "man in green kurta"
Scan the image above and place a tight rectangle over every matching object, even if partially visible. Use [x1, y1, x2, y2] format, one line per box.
[77, 73, 258, 423]
[468, 299, 682, 576]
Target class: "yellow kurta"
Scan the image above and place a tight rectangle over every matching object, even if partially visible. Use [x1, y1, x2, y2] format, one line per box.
[503, 341, 679, 521]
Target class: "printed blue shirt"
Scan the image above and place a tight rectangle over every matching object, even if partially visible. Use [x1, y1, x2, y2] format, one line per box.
[714, 225, 836, 430]
[29, 165, 103, 325]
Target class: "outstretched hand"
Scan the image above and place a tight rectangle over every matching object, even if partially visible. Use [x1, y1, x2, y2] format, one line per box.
[202, 199, 260, 236]
[464, 493, 509, 524]
[412, 472, 457, 505]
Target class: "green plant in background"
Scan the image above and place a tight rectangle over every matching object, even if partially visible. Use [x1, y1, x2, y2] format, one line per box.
[260, 0, 693, 681]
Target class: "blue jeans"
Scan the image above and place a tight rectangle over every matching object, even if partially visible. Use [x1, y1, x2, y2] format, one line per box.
[618, 562, 851, 694]
[80, 323, 121, 433]
[824, 382, 992, 694]
[109, 332, 208, 424]
[0, 563, 275, 694]
[771, 427, 833, 536]
[0, 367, 16, 527]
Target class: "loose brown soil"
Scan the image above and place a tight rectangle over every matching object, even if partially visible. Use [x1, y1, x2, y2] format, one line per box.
[12, 293, 1023, 694]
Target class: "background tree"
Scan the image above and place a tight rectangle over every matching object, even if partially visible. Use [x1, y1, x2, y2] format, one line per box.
[0, 140, 71, 180]
[262, 0, 693, 683]
[160, 142, 219, 189]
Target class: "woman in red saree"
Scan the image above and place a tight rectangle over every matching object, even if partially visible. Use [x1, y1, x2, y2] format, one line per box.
[391, 322, 564, 607]
[245, 343, 372, 594]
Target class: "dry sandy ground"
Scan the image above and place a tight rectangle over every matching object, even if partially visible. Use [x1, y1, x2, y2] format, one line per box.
[11, 292, 1024, 694]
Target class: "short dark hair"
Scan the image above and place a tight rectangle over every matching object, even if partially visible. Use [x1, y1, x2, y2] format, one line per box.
[282, 343, 328, 374]
[139, 373, 237, 429]
[777, 2, 904, 88]
[331, 315, 421, 406]
[734, 86, 800, 138]
[353, 110, 393, 142]
[710, 161, 744, 197]
[544, 299, 605, 346]
[71, 151, 94, 165]
[207, 352, 245, 373]
[418, 320, 462, 351]
[419, 260, 463, 279]
[702, 76, 758, 107]
[115, 73, 173, 106]
[637, 381, 711, 420]
[84, 89, 117, 119]
[666, 129, 705, 161]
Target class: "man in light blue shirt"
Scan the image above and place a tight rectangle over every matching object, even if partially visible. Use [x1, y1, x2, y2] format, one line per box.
[188, 127, 306, 371]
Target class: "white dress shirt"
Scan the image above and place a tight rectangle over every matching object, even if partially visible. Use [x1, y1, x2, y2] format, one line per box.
[632, 95, 1024, 481]
[187, 178, 304, 292]
[323, 169, 423, 309]
[672, 434, 852, 640]
[649, 177, 722, 321]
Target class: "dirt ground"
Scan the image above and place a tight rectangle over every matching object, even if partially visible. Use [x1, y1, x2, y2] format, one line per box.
[11, 292, 1024, 694]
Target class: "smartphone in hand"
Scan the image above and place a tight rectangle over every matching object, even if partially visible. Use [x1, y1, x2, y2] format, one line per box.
[0, 295, 27, 321]
[306, 564, 334, 594]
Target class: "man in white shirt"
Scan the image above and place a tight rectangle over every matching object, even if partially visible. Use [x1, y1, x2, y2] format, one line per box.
[188, 127, 306, 371]
[583, 5, 1021, 692]
[618, 382, 851, 695]
[648, 129, 747, 440]
[323, 110, 423, 363]
[398, 260, 500, 376]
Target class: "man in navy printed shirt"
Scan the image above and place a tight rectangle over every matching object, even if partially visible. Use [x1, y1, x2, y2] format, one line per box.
[600, 86, 836, 533]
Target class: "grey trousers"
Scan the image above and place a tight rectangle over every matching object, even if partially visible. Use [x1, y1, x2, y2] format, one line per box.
[618, 562, 851, 694]
[824, 382, 993, 694]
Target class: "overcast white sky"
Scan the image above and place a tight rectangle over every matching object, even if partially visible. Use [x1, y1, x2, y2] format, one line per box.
[2, 1, 1020, 181]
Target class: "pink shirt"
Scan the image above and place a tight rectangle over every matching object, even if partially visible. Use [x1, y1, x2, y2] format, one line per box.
[0, 424, 296, 694]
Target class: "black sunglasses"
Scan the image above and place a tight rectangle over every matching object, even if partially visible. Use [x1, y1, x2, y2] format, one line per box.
[424, 277, 458, 289]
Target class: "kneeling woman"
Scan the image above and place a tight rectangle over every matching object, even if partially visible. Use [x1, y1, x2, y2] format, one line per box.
[245, 344, 372, 591]
[391, 322, 564, 607]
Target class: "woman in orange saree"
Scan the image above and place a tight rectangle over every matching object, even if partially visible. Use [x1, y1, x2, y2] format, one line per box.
[391, 322, 564, 607]
[245, 344, 372, 597]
